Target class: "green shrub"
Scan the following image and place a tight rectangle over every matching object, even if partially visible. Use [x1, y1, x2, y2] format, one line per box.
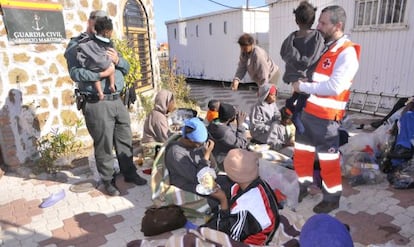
[35, 122, 82, 174]
[113, 39, 141, 88]
[160, 59, 198, 109]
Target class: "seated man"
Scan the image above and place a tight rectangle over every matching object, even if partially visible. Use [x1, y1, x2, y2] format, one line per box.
[249, 84, 293, 154]
[202, 149, 280, 246]
[207, 102, 248, 168]
[165, 117, 215, 196]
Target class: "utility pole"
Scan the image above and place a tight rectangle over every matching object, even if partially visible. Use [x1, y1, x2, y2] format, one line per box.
[178, 0, 182, 19]
[246, 0, 249, 9]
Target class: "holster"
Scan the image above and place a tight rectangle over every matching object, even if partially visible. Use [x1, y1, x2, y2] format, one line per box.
[74, 89, 85, 111]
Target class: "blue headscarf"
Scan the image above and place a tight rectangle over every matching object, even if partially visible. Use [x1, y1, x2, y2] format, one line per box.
[300, 214, 354, 247]
[182, 117, 208, 143]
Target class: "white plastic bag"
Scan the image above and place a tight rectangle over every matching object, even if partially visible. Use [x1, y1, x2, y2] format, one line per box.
[259, 159, 299, 209]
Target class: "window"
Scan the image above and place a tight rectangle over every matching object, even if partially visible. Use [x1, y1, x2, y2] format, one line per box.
[224, 21, 227, 34]
[196, 25, 199, 37]
[354, 0, 407, 29]
[185, 27, 187, 38]
[123, 0, 153, 91]
[209, 23, 212, 35]
[174, 28, 177, 39]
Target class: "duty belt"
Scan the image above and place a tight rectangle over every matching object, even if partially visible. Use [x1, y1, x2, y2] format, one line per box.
[83, 93, 121, 102]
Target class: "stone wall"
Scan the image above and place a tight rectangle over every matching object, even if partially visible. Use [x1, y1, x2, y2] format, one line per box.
[0, 0, 160, 170]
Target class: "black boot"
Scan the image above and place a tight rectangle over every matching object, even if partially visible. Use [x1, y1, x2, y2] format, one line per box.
[313, 200, 339, 213]
[124, 174, 147, 185]
[103, 180, 120, 196]
[313, 191, 340, 213]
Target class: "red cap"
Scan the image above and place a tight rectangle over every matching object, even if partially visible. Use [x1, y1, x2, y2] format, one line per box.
[269, 85, 277, 95]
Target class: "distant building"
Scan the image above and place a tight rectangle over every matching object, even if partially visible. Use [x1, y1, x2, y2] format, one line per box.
[166, 7, 269, 83]
[158, 42, 169, 59]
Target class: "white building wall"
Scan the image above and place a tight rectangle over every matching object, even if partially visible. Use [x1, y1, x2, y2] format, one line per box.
[268, 0, 414, 97]
[167, 8, 269, 82]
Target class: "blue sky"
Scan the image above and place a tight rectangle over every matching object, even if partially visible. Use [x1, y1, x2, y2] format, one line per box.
[153, 0, 267, 44]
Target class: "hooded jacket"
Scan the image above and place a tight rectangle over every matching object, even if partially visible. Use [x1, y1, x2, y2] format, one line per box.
[280, 30, 325, 83]
[249, 84, 287, 150]
[142, 90, 174, 143]
[207, 120, 248, 166]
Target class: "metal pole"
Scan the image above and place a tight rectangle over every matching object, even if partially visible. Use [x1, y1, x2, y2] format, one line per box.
[178, 0, 182, 19]
[246, 0, 249, 9]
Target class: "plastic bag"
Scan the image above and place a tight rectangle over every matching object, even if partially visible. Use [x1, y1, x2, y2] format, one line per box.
[259, 159, 299, 209]
[343, 152, 384, 186]
[339, 122, 392, 156]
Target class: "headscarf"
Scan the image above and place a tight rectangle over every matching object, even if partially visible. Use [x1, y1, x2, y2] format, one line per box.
[300, 214, 354, 247]
[154, 89, 174, 114]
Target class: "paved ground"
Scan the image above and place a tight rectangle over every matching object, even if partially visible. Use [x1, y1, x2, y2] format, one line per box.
[0, 82, 413, 247]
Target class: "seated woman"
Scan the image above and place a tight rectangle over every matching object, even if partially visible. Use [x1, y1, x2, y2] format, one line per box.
[249, 84, 294, 156]
[207, 102, 248, 168]
[142, 89, 176, 158]
[202, 148, 280, 246]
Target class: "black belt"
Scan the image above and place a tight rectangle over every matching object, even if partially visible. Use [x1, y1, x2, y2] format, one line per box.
[82, 93, 121, 102]
[102, 94, 120, 100]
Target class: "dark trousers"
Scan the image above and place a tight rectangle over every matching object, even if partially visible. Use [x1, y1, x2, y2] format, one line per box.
[286, 92, 309, 134]
[83, 98, 137, 181]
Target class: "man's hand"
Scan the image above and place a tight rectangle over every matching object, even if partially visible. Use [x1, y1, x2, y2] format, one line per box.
[106, 48, 120, 65]
[204, 139, 215, 161]
[100, 63, 115, 78]
[210, 188, 228, 210]
[292, 81, 302, 93]
[236, 111, 247, 126]
[231, 79, 240, 91]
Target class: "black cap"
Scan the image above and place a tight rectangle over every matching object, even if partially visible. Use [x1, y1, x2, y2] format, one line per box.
[219, 103, 236, 122]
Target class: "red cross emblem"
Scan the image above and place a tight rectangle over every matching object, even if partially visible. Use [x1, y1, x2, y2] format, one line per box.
[322, 58, 332, 69]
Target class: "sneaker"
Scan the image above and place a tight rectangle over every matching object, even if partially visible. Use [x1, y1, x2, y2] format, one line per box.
[313, 200, 339, 214]
[124, 175, 147, 185]
[103, 181, 120, 196]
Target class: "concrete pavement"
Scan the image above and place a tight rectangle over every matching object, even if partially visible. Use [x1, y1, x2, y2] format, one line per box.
[0, 82, 413, 247]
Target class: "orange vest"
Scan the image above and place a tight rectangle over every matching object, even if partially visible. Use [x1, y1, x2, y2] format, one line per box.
[304, 41, 361, 121]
